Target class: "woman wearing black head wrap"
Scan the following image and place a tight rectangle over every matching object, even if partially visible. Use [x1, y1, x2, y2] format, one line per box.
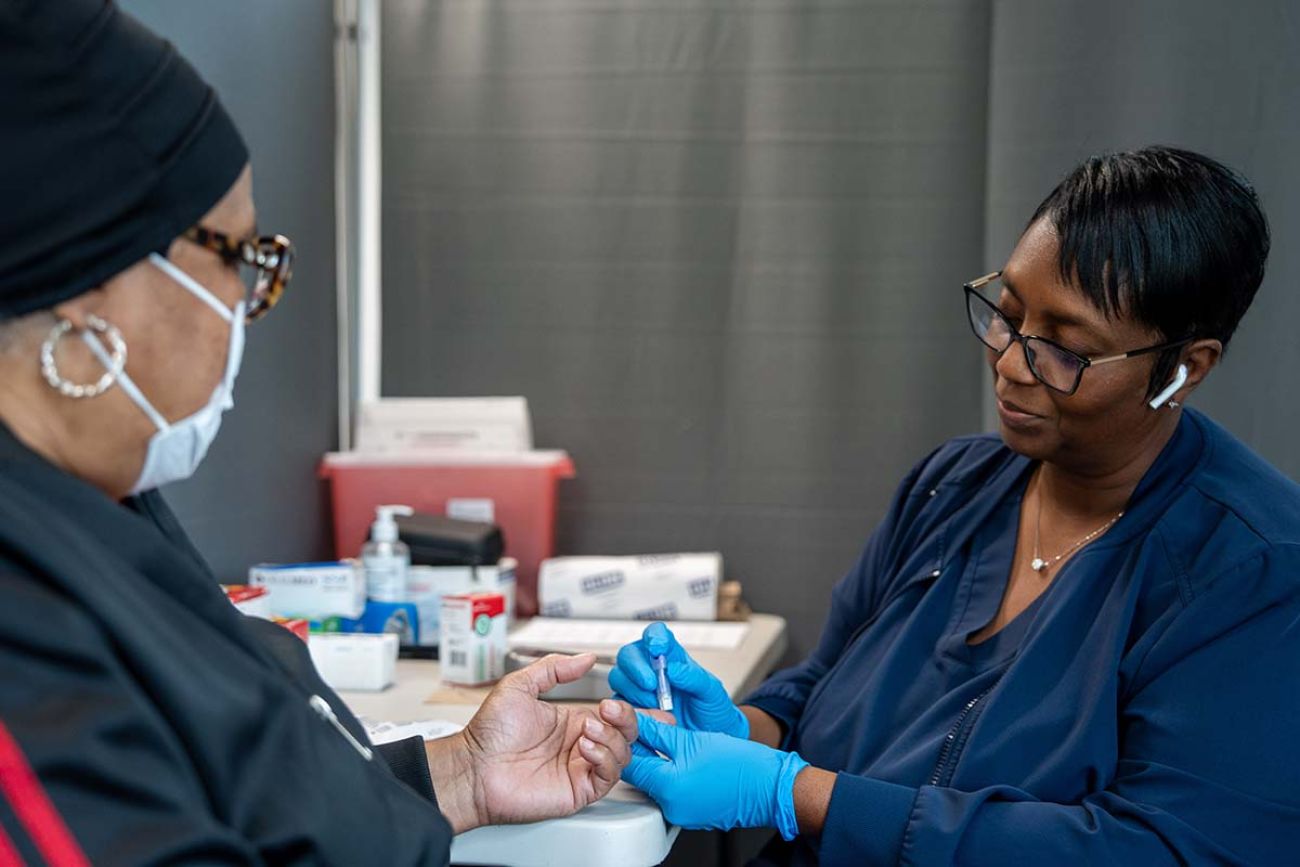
[0, 3, 636, 863]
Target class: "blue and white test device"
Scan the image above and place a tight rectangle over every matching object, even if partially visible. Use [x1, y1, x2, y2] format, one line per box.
[654, 654, 674, 712]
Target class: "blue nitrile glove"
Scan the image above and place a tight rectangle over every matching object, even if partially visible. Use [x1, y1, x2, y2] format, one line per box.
[608, 622, 750, 739]
[622, 714, 808, 841]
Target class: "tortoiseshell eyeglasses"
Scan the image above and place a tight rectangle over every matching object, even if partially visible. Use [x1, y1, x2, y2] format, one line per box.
[184, 226, 295, 323]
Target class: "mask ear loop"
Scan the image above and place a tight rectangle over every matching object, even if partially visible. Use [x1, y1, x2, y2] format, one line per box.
[1148, 363, 1189, 410]
[82, 330, 171, 432]
[148, 253, 235, 322]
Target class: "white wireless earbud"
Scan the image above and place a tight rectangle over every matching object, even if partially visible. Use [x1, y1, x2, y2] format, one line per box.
[1148, 363, 1189, 409]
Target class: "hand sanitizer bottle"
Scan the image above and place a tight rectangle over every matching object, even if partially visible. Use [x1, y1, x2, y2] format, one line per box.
[363, 504, 414, 602]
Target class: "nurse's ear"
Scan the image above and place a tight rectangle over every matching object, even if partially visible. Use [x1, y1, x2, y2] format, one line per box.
[1153, 338, 1222, 409]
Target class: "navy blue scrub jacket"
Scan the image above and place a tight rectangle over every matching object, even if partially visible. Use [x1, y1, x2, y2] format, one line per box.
[745, 408, 1300, 866]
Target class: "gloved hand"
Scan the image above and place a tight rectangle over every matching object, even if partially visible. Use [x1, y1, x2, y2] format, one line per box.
[622, 713, 808, 841]
[608, 621, 750, 739]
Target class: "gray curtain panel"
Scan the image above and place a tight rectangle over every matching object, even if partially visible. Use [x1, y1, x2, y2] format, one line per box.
[985, 0, 1300, 480]
[380, 0, 993, 657]
[119, 1, 1300, 662]
[121, 0, 339, 581]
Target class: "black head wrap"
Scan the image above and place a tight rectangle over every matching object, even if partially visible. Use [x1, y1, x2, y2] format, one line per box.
[0, 0, 248, 319]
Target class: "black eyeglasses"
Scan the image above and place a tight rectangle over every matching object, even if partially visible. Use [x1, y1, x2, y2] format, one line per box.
[964, 271, 1192, 395]
[184, 226, 295, 323]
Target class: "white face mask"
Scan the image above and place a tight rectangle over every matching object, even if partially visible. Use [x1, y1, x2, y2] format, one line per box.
[84, 253, 246, 494]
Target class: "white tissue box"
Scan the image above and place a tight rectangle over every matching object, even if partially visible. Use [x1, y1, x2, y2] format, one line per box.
[538, 553, 721, 621]
[307, 633, 398, 691]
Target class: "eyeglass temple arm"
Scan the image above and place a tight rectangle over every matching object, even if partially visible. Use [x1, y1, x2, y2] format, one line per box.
[964, 271, 1002, 290]
[1088, 338, 1194, 367]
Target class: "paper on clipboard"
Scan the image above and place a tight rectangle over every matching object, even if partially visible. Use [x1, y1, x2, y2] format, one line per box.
[362, 717, 465, 745]
[356, 397, 533, 454]
[510, 618, 749, 651]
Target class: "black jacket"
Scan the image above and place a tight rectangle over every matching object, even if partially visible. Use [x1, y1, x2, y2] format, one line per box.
[0, 423, 454, 865]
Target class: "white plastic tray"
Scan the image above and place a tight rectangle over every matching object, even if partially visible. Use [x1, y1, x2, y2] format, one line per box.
[450, 784, 679, 867]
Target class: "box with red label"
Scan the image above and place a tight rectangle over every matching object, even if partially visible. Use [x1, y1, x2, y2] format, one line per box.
[439, 592, 507, 686]
[222, 584, 271, 619]
[271, 617, 310, 642]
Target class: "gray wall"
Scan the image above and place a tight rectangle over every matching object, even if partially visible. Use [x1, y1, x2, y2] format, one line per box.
[379, 0, 993, 658]
[985, 0, 1300, 477]
[121, 1, 340, 579]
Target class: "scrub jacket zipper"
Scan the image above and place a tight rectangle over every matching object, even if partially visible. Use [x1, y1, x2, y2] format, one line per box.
[929, 678, 999, 787]
[929, 514, 1078, 788]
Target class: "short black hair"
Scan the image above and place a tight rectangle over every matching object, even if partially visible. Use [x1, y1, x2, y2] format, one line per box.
[1028, 145, 1270, 398]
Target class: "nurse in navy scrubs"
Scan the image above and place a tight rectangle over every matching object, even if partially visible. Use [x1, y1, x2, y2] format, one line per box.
[612, 146, 1300, 865]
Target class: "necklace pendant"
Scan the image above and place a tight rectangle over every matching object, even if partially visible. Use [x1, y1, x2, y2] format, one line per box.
[1030, 557, 1047, 572]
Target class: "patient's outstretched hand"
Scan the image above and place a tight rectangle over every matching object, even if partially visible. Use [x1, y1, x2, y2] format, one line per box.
[430, 653, 639, 832]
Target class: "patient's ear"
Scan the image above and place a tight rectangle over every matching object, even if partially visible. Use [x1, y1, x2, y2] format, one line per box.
[51, 287, 109, 331]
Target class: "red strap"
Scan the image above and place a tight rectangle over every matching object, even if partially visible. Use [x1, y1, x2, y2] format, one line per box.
[0, 822, 25, 867]
[0, 721, 88, 867]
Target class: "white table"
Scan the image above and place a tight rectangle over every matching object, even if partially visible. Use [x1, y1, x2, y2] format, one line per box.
[338, 614, 788, 867]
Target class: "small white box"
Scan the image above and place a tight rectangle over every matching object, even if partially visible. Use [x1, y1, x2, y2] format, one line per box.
[307, 633, 398, 691]
[249, 560, 366, 620]
[440, 593, 508, 686]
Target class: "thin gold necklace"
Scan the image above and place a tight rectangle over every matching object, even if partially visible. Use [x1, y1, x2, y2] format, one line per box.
[1030, 477, 1124, 574]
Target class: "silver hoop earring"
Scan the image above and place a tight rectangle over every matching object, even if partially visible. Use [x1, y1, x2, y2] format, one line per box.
[40, 315, 127, 398]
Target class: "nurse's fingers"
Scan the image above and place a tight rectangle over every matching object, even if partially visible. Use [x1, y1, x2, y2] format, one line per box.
[608, 667, 656, 709]
[610, 692, 677, 726]
[637, 708, 677, 726]
[663, 656, 722, 698]
[633, 713, 684, 758]
[642, 622, 692, 666]
[621, 751, 670, 794]
[615, 642, 657, 691]
[630, 740, 658, 759]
